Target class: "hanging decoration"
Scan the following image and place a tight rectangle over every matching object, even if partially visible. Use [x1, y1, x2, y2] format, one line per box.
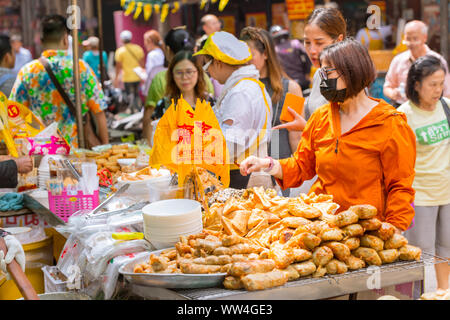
[200, 0, 230, 12]
[121, 0, 181, 23]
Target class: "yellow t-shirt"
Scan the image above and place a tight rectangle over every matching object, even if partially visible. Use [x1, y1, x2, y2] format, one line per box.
[115, 43, 145, 83]
[398, 98, 450, 206]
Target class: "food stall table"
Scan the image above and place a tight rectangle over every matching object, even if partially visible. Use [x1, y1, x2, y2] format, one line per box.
[125, 252, 445, 300]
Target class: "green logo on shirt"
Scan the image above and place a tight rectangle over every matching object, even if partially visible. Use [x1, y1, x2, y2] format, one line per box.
[415, 120, 450, 145]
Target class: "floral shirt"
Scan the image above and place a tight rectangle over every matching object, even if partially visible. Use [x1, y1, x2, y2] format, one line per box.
[10, 50, 107, 147]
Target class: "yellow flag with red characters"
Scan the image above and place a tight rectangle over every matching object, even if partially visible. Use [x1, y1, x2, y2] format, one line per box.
[149, 96, 230, 188]
[0, 92, 18, 157]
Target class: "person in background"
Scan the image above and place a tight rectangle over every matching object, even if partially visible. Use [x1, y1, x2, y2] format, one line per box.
[384, 20, 450, 107]
[355, 12, 393, 51]
[398, 56, 450, 290]
[0, 34, 16, 96]
[142, 30, 165, 101]
[196, 14, 222, 49]
[10, 34, 32, 76]
[82, 36, 108, 82]
[10, 14, 108, 148]
[143, 27, 214, 146]
[269, 25, 312, 92]
[114, 30, 145, 113]
[194, 31, 272, 189]
[152, 50, 214, 119]
[0, 155, 33, 188]
[240, 38, 416, 233]
[240, 26, 303, 195]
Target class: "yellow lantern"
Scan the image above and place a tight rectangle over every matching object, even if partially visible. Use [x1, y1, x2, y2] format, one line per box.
[143, 3, 153, 20]
[154, 3, 160, 14]
[218, 0, 229, 11]
[124, 0, 136, 16]
[200, 0, 208, 10]
[171, 1, 180, 13]
[161, 3, 169, 22]
[133, 1, 143, 19]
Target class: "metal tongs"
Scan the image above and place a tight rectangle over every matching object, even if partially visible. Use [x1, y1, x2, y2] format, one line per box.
[86, 183, 130, 218]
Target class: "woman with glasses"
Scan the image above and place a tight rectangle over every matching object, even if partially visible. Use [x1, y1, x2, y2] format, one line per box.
[239, 38, 417, 234]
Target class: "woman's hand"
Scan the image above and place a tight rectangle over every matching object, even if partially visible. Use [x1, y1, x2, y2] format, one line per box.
[272, 107, 307, 131]
[239, 156, 271, 176]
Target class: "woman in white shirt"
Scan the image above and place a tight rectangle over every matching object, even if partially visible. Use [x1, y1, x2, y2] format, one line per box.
[398, 55, 450, 290]
[142, 30, 165, 99]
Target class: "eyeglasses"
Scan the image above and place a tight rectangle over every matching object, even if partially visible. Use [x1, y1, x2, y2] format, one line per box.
[173, 69, 198, 79]
[319, 67, 337, 80]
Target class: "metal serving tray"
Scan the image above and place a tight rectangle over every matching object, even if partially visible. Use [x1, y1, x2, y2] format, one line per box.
[119, 249, 227, 289]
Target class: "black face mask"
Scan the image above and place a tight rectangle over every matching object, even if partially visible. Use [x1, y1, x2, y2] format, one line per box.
[319, 78, 347, 103]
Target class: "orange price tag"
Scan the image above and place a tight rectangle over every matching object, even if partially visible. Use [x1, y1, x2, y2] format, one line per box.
[280, 93, 305, 123]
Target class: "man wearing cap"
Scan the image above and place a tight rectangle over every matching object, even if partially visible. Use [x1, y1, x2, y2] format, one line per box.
[194, 31, 272, 189]
[269, 25, 311, 91]
[82, 36, 108, 81]
[114, 30, 145, 112]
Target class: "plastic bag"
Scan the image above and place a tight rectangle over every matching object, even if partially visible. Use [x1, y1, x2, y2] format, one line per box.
[27, 122, 70, 155]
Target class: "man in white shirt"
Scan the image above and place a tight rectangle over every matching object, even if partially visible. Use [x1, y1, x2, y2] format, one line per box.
[10, 34, 32, 75]
[194, 31, 272, 189]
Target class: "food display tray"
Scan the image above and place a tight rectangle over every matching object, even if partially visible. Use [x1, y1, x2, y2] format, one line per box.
[119, 249, 227, 289]
[127, 252, 446, 300]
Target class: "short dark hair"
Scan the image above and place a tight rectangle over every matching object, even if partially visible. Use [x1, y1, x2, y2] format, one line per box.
[41, 14, 69, 44]
[164, 27, 195, 55]
[406, 55, 446, 105]
[319, 38, 376, 99]
[0, 34, 12, 62]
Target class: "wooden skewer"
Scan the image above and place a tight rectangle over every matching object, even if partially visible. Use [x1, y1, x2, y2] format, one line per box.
[0, 237, 39, 300]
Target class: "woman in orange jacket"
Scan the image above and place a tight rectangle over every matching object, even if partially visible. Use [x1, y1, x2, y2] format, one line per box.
[240, 38, 417, 232]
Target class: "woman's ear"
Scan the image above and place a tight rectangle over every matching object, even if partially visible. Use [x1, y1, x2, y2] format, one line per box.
[337, 34, 344, 42]
[414, 80, 420, 92]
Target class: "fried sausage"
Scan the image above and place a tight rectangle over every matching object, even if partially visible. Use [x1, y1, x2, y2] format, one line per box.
[291, 260, 317, 277]
[229, 259, 276, 277]
[344, 255, 366, 270]
[353, 247, 382, 266]
[343, 237, 360, 251]
[324, 241, 351, 261]
[348, 204, 377, 219]
[241, 270, 288, 291]
[399, 245, 422, 261]
[312, 246, 334, 266]
[360, 235, 385, 251]
[180, 263, 222, 274]
[293, 248, 313, 262]
[378, 249, 400, 264]
[223, 276, 244, 290]
[359, 218, 382, 231]
[342, 224, 365, 238]
[326, 259, 348, 275]
[333, 210, 359, 228]
[384, 233, 408, 249]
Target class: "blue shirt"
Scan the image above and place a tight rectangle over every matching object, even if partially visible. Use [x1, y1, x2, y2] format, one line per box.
[82, 50, 108, 80]
[13, 47, 33, 75]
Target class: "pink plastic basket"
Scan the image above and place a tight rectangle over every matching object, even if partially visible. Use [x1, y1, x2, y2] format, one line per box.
[48, 190, 99, 222]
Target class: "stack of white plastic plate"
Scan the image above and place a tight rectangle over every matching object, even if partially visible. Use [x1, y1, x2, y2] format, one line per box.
[38, 169, 51, 190]
[142, 199, 203, 250]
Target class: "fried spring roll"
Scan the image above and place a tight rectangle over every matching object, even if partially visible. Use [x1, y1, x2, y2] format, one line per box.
[312, 246, 334, 267]
[241, 270, 288, 291]
[353, 247, 382, 266]
[326, 259, 348, 275]
[180, 263, 222, 274]
[281, 265, 300, 281]
[384, 234, 408, 250]
[399, 245, 422, 261]
[213, 246, 233, 256]
[342, 224, 365, 238]
[312, 265, 327, 278]
[222, 234, 243, 247]
[360, 235, 385, 251]
[343, 237, 360, 251]
[348, 204, 377, 219]
[293, 248, 313, 262]
[324, 241, 351, 261]
[223, 276, 244, 290]
[344, 255, 366, 270]
[195, 239, 222, 254]
[269, 245, 295, 269]
[378, 249, 400, 264]
[370, 222, 396, 241]
[149, 254, 169, 272]
[229, 259, 276, 277]
[359, 218, 382, 231]
[333, 210, 359, 228]
[319, 228, 344, 242]
[291, 260, 317, 277]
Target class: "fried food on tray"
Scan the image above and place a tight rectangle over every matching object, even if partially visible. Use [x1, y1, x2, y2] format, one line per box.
[194, 239, 222, 254]
[342, 237, 360, 251]
[378, 249, 400, 264]
[398, 245, 422, 261]
[291, 260, 317, 277]
[360, 235, 385, 251]
[384, 234, 408, 250]
[344, 255, 366, 270]
[241, 270, 288, 291]
[348, 204, 377, 219]
[293, 248, 313, 262]
[333, 210, 359, 228]
[269, 243, 295, 269]
[312, 246, 334, 267]
[281, 265, 300, 281]
[223, 276, 244, 290]
[180, 262, 223, 274]
[342, 224, 365, 238]
[359, 217, 382, 231]
[313, 265, 327, 278]
[370, 222, 396, 241]
[288, 203, 322, 219]
[229, 259, 276, 277]
[326, 259, 348, 275]
[149, 254, 169, 272]
[353, 247, 382, 266]
[280, 217, 312, 229]
[319, 227, 344, 242]
[324, 242, 351, 261]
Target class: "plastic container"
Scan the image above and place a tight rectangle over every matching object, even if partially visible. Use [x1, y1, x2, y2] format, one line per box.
[147, 182, 194, 203]
[48, 190, 99, 222]
[42, 265, 68, 293]
[0, 234, 53, 300]
[117, 169, 171, 201]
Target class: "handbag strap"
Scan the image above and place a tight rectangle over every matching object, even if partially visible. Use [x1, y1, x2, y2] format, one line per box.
[38, 57, 80, 120]
[440, 97, 450, 128]
[124, 44, 143, 67]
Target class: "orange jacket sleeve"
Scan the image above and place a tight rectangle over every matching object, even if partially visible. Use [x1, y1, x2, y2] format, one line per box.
[275, 113, 318, 190]
[380, 114, 416, 231]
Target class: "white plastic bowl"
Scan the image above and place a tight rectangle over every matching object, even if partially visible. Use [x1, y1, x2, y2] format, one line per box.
[142, 199, 202, 226]
[146, 224, 203, 238]
[117, 158, 136, 168]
